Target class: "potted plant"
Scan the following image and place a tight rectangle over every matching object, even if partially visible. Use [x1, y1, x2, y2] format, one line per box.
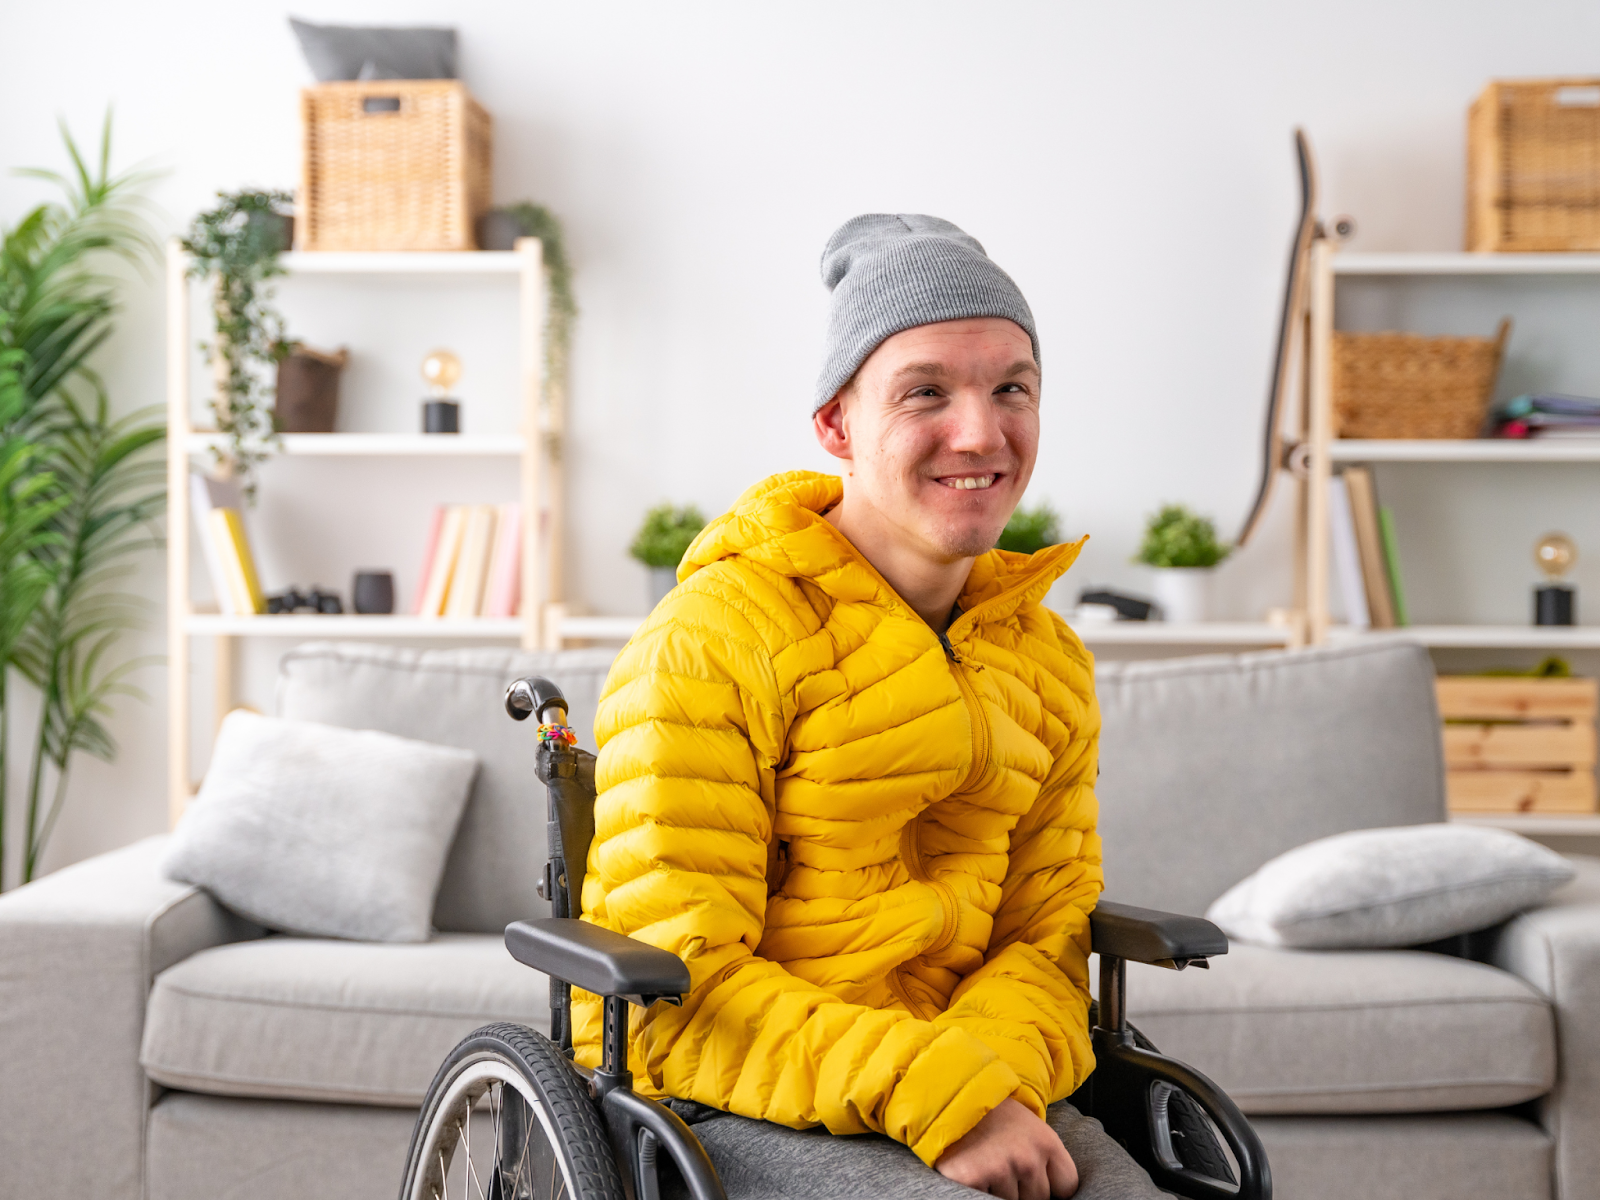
[1136, 504, 1230, 623]
[996, 500, 1060, 554]
[630, 503, 706, 607]
[181, 189, 294, 500]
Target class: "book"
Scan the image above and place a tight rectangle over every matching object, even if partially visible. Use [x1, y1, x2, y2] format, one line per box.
[1328, 475, 1370, 629]
[1341, 466, 1396, 629]
[208, 508, 267, 615]
[1378, 506, 1409, 627]
[446, 505, 498, 618]
[190, 472, 245, 615]
[412, 506, 447, 616]
[482, 502, 522, 618]
[419, 506, 467, 617]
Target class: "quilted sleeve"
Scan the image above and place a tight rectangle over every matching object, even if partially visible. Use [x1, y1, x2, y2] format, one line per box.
[935, 625, 1102, 1116]
[575, 579, 1020, 1166]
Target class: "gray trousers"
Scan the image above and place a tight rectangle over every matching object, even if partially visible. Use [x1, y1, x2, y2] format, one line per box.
[661, 1100, 1167, 1200]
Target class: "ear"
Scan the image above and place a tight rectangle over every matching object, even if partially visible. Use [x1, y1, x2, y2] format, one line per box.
[813, 395, 852, 462]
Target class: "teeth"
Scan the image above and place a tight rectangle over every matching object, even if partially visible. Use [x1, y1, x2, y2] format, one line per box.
[943, 475, 995, 490]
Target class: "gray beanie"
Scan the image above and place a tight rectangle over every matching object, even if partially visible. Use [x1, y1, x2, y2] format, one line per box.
[814, 213, 1038, 411]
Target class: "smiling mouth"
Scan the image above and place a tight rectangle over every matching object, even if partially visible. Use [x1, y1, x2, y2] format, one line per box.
[936, 473, 1000, 491]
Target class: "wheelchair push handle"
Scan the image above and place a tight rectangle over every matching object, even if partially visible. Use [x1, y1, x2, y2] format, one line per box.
[505, 676, 570, 726]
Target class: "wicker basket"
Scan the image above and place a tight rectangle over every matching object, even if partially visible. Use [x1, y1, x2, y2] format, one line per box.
[299, 81, 491, 252]
[1332, 320, 1511, 440]
[1468, 78, 1600, 252]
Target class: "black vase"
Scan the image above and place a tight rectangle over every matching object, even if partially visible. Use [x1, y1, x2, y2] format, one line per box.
[353, 571, 396, 615]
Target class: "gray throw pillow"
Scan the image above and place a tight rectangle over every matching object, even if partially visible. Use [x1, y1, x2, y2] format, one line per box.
[1206, 824, 1575, 949]
[164, 711, 478, 942]
[290, 17, 457, 82]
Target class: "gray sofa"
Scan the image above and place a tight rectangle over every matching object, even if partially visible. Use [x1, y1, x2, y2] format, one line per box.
[1, 639, 1594, 1200]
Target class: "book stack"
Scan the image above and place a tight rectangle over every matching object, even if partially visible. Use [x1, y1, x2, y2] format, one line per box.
[1327, 467, 1408, 630]
[1493, 393, 1600, 439]
[415, 503, 522, 618]
[191, 473, 267, 615]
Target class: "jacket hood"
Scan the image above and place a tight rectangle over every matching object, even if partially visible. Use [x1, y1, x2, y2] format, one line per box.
[680, 470, 1085, 626]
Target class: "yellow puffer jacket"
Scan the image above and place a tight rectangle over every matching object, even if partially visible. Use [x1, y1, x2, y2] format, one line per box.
[575, 470, 1102, 1166]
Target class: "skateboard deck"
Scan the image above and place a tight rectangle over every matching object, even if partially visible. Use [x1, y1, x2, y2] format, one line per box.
[1236, 128, 1320, 548]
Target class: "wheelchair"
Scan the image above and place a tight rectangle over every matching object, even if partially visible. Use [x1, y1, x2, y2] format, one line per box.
[398, 677, 1272, 1200]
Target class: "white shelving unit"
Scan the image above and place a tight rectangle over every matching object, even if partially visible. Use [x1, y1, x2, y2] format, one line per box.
[165, 241, 554, 821]
[1453, 812, 1600, 835]
[1328, 438, 1600, 464]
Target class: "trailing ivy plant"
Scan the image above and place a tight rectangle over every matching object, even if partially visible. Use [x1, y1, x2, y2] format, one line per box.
[629, 503, 706, 570]
[0, 115, 164, 888]
[996, 501, 1061, 555]
[499, 204, 576, 454]
[181, 189, 293, 500]
[1136, 504, 1230, 569]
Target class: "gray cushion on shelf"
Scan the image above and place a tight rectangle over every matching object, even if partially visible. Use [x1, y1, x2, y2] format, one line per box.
[164, 711, 477, 943]
[1207, 823, 1575, 949]
[1250, 1112, 1551, 1200]
[289, 18, 457, 81]
[276, 643, 616, 934]
[147, 1092, 422, 1200]
[1124, 941, 1555, 1114]
[1095, 642, 1446, 915]
[140, 934, 548, 1106]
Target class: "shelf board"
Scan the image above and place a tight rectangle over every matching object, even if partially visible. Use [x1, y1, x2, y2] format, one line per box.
[277, 251, 523, 275]
[1330, 625, 1600, 650]
[186, 614, 525, 638]
[185, 433, 524, 457]
[1330, 438, 1600, 463]
[1068, 621, 1293, 646]
[1334, 252, 1600, 276]
[1451, 812, 1600, 836]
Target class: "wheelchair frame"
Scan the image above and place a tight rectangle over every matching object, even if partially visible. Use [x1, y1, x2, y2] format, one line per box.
[496, 675, 1271, 1200]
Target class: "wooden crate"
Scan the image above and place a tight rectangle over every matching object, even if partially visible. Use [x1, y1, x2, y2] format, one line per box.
[1438, 676, 1598, 814]
[299, 80, 491, 252]
[1468, 78, 1600, 252]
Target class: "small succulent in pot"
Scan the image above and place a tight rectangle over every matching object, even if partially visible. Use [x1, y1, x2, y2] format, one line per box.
[630, 503, 707, 607]
[1136, 504, 1229, 623]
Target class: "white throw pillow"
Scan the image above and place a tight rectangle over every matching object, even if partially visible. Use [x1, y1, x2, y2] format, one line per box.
[1206, 824, 1575, 950]
[164, 710, 479, 942]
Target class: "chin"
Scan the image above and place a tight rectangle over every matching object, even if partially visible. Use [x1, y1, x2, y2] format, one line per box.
[928, 523, 1007, 560]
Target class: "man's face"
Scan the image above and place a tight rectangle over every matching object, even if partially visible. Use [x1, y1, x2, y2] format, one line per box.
[815, 317, 1040, 561]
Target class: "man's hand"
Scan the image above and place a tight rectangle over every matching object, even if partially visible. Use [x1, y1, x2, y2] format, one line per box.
[935, 1098, 1078, 1199]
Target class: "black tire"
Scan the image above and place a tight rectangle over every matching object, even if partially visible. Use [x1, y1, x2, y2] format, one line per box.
[399, 1022, 625, 1200]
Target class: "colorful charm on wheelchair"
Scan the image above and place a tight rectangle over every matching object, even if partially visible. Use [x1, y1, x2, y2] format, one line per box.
[537, 723, 578, 746]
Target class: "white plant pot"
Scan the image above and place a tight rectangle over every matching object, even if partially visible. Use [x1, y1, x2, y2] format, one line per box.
[1151, 567, 1213, 624]
[648, 566, 679, 609]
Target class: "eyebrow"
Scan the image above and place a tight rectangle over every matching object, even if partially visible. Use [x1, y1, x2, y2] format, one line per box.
[887, 359, 1040, 384]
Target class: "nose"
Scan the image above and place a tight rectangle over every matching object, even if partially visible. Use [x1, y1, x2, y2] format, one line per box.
[943, 389, 1008, 458]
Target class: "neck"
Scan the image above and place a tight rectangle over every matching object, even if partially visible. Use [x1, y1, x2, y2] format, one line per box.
[824, 489, 973, 631]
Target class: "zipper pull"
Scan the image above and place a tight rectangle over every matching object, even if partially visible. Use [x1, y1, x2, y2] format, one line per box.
[937, 630, 962, 663]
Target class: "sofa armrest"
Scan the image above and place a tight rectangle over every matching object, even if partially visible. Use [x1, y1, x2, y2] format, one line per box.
[0, 836, 261, 1200]
[1487, 854, 1600, 1200]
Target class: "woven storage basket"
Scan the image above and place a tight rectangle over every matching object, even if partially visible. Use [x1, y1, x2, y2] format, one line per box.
[1332, 319, 1511, 440]
[299, 80, 491, 252]
[1469, 78, 1600, 252]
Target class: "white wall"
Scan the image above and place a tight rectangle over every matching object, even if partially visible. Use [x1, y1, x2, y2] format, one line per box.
[5, 0, 1600, 878]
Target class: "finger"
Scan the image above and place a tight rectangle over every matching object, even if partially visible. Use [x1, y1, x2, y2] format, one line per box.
[989, 1171, 1020, 1200]
[1046, 1145, 1079, 1198]
[1018, 1157, 1050, 1200]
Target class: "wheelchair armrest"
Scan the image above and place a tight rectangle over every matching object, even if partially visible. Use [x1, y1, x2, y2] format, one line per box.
[1091, 900, 1228, 968]
[506, 917, 690, 1006]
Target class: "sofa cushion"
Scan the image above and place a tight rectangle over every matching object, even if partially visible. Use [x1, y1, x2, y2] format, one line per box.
[1096, 642, 1446, 915]
[1125, 943, 1555, 1113]
[141, 934, 548, 1105]
[276, 643, 616, 933]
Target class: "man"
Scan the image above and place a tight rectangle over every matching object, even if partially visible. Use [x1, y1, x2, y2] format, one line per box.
[576, 215, 1161, 1199]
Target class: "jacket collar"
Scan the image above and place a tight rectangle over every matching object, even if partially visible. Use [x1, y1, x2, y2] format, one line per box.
[681, 471, 1085, 628]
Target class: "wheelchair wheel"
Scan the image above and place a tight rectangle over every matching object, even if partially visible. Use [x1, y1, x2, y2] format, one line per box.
[400, 1022, 624, 1200]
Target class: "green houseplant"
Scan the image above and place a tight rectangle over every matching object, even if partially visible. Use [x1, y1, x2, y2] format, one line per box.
[0, 117, 165, 888]
[181, 189, 294, 501]
[996, 501, 1061, 555]
[630, 503, 706, 607]
[1136, 504, 1230, 623]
